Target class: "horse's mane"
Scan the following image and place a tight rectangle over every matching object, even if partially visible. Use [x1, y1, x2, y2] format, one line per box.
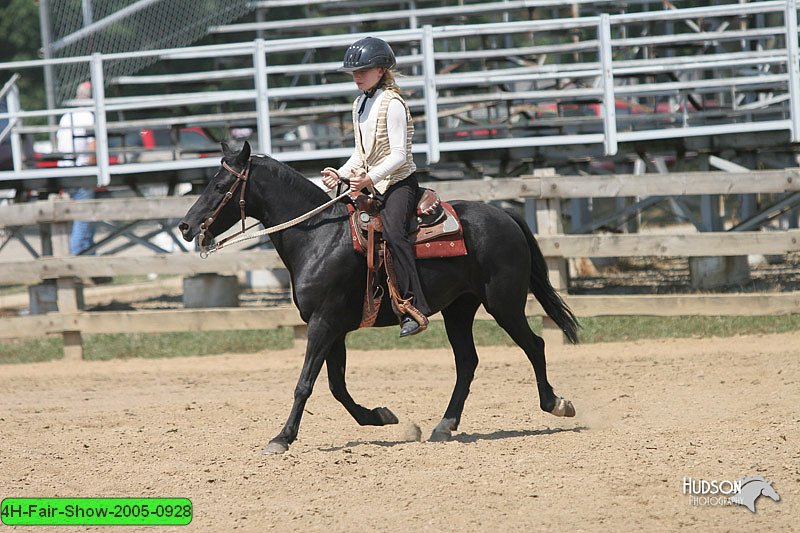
[249, 155, 332, 205]
[739, 476, 768, 487]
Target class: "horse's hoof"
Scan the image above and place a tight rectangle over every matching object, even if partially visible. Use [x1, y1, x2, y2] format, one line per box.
[262, 440, 289, 455]
[373, 407, 399, 425]
[428, 418, 457, 442]
[549, 397, 576, 417]
[428, 429, 452, 442]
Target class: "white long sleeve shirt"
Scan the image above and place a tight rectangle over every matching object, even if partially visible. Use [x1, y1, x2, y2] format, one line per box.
[56, 110, 95, 167]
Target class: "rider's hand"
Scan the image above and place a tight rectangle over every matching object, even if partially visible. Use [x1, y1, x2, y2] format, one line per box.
[321, 167, 340, 190]
[349, 170, 373, 193]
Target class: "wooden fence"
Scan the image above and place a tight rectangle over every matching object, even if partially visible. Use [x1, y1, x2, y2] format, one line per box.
[1, 169, 799, 359]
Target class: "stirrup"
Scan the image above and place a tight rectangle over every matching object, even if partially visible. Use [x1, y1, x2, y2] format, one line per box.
[400, 316, 426, 338]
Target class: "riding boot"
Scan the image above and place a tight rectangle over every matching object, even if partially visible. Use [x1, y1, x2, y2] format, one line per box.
[400, 316, 422, 337]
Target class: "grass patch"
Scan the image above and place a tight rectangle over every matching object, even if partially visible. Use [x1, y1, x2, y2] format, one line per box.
[0, 284, 27, 296]
[345, 318, 538, 350]
[0, 337, 64, 364]
[0, 329, 293, 364]
[348, 315, 800, 348]
[577, 315, 800, 343]
[82, 329, 294, 361]
[1, 315, 798, 364]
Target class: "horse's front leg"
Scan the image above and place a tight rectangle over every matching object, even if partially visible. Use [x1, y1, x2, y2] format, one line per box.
[326, 334, 399, 426]
[262, 318, 333, 455]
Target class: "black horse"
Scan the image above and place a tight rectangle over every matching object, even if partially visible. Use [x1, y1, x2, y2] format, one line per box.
[179, 141, 578, 454]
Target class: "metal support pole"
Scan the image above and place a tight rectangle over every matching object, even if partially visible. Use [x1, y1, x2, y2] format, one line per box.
[38, 0, 57, 141]
[90, 54, 110, 187]
[7, 85, 23, 172]
[598, 14, 617, 156]
[408, 1, 420, 76]
[253, 38, 272, 155]
[81, 0, 93, 25]
[421, 25, 439, 165]
[786, 0, 800, 142]
[255, 6, 265, 40]
[524, 198, 538, 234]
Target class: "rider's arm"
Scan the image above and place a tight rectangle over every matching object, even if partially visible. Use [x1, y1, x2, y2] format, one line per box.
[368, 98, 408, 185]
[337, 150, 363, 179]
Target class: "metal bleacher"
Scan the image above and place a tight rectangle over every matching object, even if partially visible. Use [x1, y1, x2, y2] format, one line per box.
[1, 0, 800, 193]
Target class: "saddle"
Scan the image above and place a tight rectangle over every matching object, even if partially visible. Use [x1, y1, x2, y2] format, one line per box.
[346, 188, 468, 329]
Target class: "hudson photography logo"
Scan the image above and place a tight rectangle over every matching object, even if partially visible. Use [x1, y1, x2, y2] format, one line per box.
[683, 476, 781, 512]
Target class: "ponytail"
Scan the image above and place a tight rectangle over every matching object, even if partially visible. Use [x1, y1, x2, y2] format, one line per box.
[383, 70, 401, 94]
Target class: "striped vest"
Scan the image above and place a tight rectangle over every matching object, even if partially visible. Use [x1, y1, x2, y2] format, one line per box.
[352, 89, 416, 194]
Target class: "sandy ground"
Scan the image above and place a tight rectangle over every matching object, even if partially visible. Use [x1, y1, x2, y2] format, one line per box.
[1, 332, 798, 532]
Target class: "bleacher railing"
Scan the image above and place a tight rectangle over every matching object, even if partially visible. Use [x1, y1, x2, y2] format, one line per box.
[1, 0, 799, 188]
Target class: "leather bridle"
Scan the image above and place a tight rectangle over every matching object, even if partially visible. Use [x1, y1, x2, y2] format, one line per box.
[198, 160, 253, 254]
[196, 158, 352, 258]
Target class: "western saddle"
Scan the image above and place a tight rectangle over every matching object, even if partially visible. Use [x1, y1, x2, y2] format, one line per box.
[346, 188, 464, 329]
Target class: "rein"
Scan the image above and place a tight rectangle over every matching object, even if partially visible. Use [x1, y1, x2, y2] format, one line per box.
[198, 159, 350, 258]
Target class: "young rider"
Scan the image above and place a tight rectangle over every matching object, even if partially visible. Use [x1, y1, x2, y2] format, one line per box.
[321, 37, 430, 337]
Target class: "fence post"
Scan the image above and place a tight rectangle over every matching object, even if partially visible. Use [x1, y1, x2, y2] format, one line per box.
[598, 13, 617, 156]
[47, 194, 85, 360]
[421, 25, 440, 165]
[534, 168, 568, 346]
[6, 84, 23, 172]
[90, 53, 110, 187]
[253, 38, 272, 155]
[57, 277, 84, 361]
[293, 324, 308, 350]
[281, 324, 307, 351]
[786, 0, 800, 142]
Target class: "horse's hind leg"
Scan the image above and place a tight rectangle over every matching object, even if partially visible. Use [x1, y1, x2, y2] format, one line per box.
[487, 301, 575, 418]
[326, 335, 399, 426]
[430, 294, 481, 442]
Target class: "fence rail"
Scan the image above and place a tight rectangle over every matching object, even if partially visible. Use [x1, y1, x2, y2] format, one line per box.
[2, 1, 800, 187]
[1, 170, 798, 357]
[2, 168, 798, 226]
[3, 291, 799, 343]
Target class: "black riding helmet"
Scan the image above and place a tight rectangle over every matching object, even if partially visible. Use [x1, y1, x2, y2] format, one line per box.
[339, 37, 396, 72]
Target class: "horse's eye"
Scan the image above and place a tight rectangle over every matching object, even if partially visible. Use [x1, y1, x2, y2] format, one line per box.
[214, 182, 226, 193]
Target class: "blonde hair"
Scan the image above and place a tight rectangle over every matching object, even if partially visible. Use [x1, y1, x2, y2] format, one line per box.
[383, 70, 401, 94]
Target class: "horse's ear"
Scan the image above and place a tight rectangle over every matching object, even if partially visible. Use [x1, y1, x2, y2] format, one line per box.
[235, 140, 251, 165]
[221, 141, 234, 157]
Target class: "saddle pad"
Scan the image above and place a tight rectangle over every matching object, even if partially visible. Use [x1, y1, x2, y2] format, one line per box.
[347, 202, 468, 259]
[414, 202, 468, 259]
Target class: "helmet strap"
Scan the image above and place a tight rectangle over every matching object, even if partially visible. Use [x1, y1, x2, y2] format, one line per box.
[359, 72, 387, 115]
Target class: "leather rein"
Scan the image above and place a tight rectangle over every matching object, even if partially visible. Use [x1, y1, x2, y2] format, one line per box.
[198, 158, 350, 258]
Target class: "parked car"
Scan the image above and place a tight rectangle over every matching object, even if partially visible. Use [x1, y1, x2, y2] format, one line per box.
[31, 126, 218, 168]
[116, 126, 219, 163]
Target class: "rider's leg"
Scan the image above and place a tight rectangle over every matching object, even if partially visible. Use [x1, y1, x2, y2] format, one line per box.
[380, 175, 430, 336]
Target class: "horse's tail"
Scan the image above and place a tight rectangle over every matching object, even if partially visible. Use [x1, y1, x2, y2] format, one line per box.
[506, 210, 580, 344]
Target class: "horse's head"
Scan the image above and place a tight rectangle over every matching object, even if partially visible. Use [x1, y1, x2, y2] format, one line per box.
[761, 481, 780, 502]
[178, 140, 251, 247]
[731, 476, 781, 512]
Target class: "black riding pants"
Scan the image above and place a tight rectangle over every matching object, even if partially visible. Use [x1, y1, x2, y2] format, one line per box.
[380, 174, 431, 317]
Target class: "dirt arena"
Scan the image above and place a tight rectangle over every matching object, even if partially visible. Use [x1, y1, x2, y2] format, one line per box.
[1, 332, 798, 532]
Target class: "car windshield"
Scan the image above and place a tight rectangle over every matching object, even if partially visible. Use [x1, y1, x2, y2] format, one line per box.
[178, 131, 212, 149]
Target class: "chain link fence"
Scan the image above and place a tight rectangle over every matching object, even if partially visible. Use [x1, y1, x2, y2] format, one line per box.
[45, 0, 252, 103]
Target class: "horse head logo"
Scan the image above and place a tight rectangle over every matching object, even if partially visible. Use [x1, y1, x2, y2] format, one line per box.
[729, 476, 780, 513]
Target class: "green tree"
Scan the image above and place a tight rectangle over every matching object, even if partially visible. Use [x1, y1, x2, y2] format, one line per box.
[0, 0, 47, 111]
